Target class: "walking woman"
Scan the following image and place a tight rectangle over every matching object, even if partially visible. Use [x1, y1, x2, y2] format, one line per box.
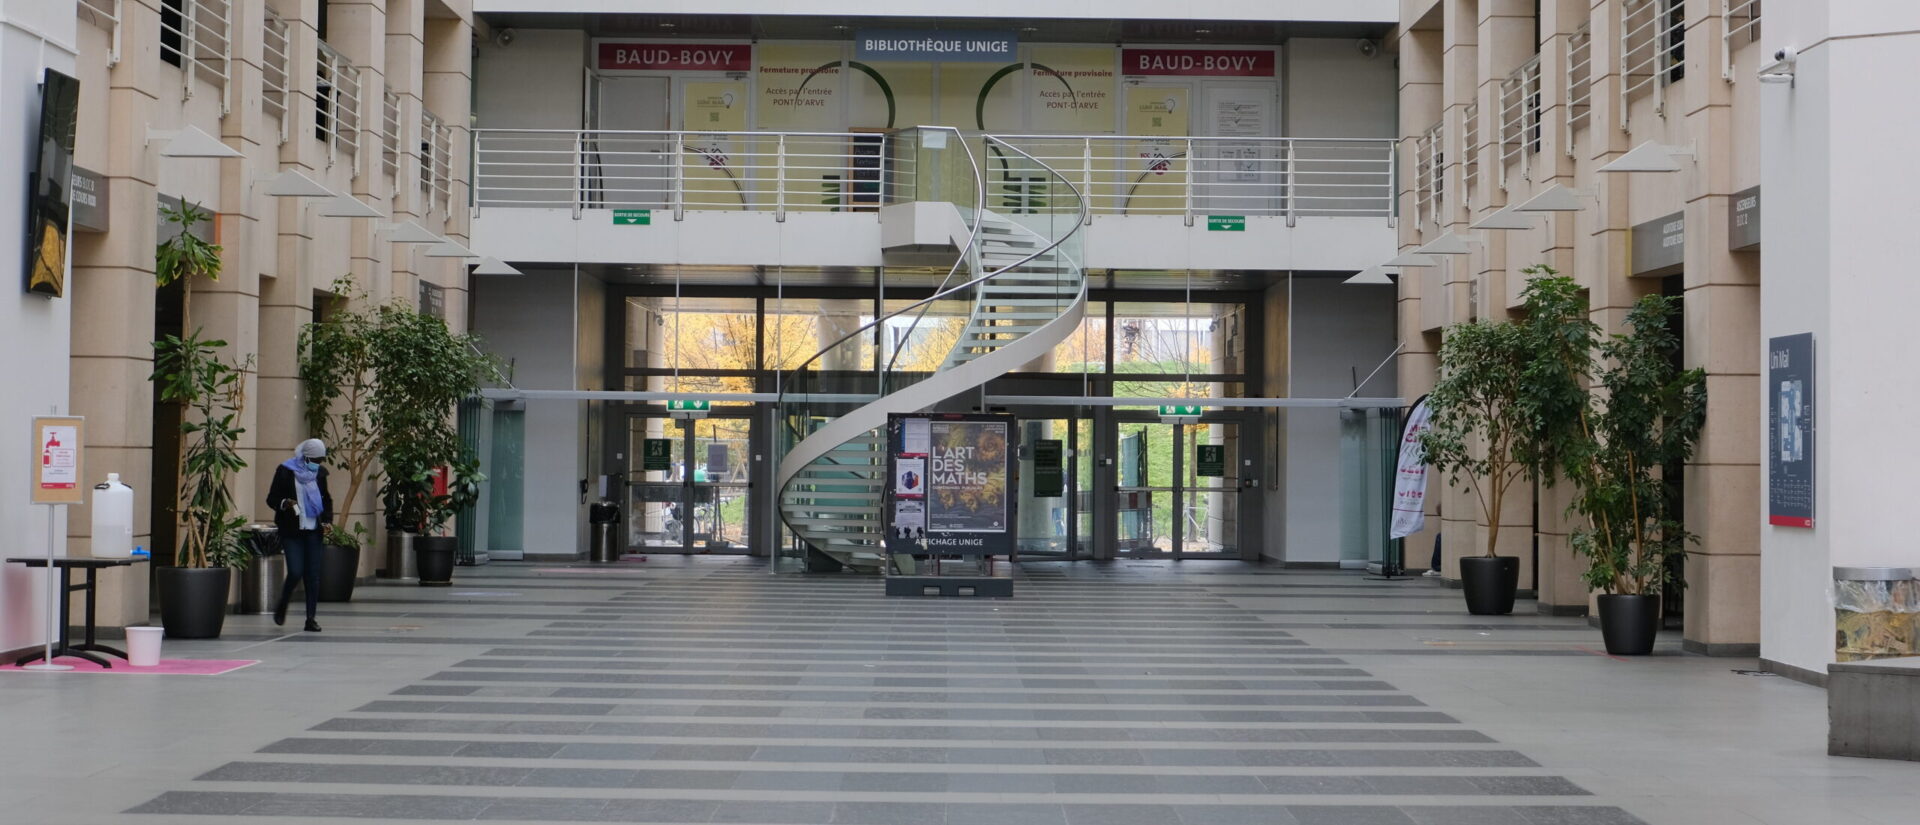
[268, 438, 333, 632]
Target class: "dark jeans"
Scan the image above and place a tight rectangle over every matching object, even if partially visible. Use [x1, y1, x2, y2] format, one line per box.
[279, 529, 324, 621]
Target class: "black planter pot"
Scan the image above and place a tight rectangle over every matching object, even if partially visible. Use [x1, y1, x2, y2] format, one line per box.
[1459, 556, 1520, 615]
[158, 566, 231, 639]
[1597, 594, 1662, 655]
[415, 536, 457, 586]
[318, 544, 359, 602]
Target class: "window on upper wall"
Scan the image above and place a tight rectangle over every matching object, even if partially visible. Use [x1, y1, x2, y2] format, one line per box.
[160, 0, 184, 67]
[1665, 0, 1687, 83]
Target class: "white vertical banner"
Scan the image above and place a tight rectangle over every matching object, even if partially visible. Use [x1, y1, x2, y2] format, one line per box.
[1389, 398, 1433, 540]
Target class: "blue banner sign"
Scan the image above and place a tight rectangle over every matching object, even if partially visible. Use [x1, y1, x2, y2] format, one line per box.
[856, 30, 1016, 63]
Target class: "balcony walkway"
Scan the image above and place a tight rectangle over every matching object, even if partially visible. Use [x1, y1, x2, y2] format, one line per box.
[0, 558, 1892, 824]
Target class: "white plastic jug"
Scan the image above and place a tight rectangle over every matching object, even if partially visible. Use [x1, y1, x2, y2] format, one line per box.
[92, 473, 134, 558]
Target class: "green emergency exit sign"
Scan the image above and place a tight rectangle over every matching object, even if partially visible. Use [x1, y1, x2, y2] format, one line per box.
[1196, 444, 1225, 477]
[1206, 215, 1245, 231]
[666, 399, 710, 412]
[613, 209, 652, 226]
[1159, 405, 1203, 417]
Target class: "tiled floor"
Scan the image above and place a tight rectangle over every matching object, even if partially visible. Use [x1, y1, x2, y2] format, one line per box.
[0, 557, 1910, 824]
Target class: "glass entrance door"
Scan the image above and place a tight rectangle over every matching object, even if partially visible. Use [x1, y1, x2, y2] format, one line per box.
[1113, 415, 1250, 558]
[627, 414, 753, 555]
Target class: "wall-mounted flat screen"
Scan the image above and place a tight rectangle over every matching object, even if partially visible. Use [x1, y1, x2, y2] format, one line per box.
[25, 69, 80, 297]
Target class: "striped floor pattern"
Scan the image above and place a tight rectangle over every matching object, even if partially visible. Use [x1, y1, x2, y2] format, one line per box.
[128, 557, 1646, 824]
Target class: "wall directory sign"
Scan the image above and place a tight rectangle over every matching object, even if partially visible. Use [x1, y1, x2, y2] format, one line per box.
[1196, 444, 1225, 477]
[1767, 333, 1814, 527]
[1120, 48, 1276, 77]
[1032, 439, 1064, 498]
[31, 416, 84, 505]
[1729, 186, 1761, 251]
[642, 438, 674, 473]
[886, 413, 1017, 556]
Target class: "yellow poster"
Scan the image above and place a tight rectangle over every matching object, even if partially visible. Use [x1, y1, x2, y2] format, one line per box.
[939, 61, 1021, 131]
[683, 81, 747, 132]
[1123, 86, 1190, 214]
[756, 43, 843, 132]
[682, 81, 749, 209]
[1030, 47, 1116, 134]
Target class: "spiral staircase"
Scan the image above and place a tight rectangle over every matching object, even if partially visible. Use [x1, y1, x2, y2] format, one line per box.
[774, 133, 1089, 571]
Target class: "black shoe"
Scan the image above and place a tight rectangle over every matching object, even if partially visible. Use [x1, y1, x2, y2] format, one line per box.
[273, 599, 287, 627]
[304, 620, 321, 632]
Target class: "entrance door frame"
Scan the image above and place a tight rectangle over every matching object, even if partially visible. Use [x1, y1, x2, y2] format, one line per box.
[1107, 408, 1262, 561]
[624, 410, 755, 555]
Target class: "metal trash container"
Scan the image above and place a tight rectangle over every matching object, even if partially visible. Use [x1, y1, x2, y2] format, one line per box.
[1833, 567, 1920, 661]
[384, 530, 417, 580]
[239, 523, 286, 615]
[589, 499, 620, 563]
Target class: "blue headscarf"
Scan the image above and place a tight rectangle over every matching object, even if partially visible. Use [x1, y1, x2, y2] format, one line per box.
[283, 439, 326, 527]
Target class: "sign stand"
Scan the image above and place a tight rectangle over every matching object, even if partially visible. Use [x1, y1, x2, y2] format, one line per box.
[883, 413, 1016, 598]
[25, 415, 84, 671]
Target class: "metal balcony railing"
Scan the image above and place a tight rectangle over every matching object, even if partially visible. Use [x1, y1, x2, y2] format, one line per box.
[1567, 22, 1593, 149]
[261, 9, 290, 143]
[1622, 0, 1685, 130]
[78, 0, 122, 65]
[159, 0, 231, 114]
[1499, 56, 1542, 189]
[472, 129, 1396, 222]
[1723, 0, 1763, 80]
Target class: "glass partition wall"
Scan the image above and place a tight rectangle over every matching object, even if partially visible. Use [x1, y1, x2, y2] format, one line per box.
[593, 275, 1410, 568]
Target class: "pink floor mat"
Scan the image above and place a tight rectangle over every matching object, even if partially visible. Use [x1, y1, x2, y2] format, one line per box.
[0, 657, 258, 675]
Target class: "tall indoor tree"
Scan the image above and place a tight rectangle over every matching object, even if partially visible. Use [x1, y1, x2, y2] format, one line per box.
[1418, 268, 1595, 614]
[1566, 294, 1707, 654]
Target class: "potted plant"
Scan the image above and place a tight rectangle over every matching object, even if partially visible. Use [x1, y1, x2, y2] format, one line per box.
[1419, 269, 1593, 614]
[1566, 294, 1707, 654]
[369, 302, 499, 584]
[415, 451, 484, 586]
[299, 279, 383, 595]
[151, 202, 254, 638]
[152, 331, 254, 637]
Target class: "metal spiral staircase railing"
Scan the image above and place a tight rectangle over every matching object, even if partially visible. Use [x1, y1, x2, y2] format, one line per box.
[775, 130, 1090, 571]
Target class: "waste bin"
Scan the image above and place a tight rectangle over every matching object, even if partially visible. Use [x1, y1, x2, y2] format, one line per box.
[239, 523, 286, 615]
[1833, 566, 1920, 661]
[384, 529, 417, 580]
[589, 499, 620, 563]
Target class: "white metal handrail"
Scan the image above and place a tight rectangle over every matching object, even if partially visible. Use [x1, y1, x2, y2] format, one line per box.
[1499, 56, 1542, 189]
[1566, 22, 1593, 151]
[472, 129, 1397, 221]
[159, 0, 231, 114]
[425, 109, 454, 213]
[261, 9, 289, 143]
[1622, 0, 1684, 130]
[1723, 0, 1763, 80]
[1413, 121, 1442, 228]
[382, 91, 403, 180]
[78, 0, 121, 65]
[316, 40, 362, 172]
[1461, 101, 1480, 210]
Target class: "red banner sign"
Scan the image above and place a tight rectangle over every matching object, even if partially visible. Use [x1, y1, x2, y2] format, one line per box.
[1121, 48, 1274, 77]
[597, 42, 751, 72]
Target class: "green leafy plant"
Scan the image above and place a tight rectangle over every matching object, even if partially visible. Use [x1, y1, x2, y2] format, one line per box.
[422, 449, 486, 536]
[152, 331, 255, 569]
[1418, 268, 1596, 558]
[299, 278, 380, 540]
[323, 521, 371, 552]
[156, 202, 223, 332]
[1566, 294, 1707, 595]
[370, 303, 500, 534]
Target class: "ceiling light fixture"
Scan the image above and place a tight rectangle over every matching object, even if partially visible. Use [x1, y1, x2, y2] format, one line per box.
[1512, 184, 1592, 213]
[262, 170, 335, 198]
[1597, 141, 1697, 173]
[146, 125, 243, 158]
[472, 257, 522, 276]
[1470, 205, 1537, 230]
[316, 194, 382, 218]
[1343, 266, 1394, 285]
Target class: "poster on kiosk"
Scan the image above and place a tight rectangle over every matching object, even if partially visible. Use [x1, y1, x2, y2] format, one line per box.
[885, 413, 1017, 557]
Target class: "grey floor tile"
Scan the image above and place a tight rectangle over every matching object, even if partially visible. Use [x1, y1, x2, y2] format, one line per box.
[1177, 805, 1304, 825]
[1288, 806, 1420, 825]
[948, 803, 1070, 825]
[124, 791, 260, 815]
[595, 798, 720, 822]
[1515, 807, 1650, 825]
[477, 798, 612, 821]
[711, 800, 838, 824]
[1064, 803, 1185, 825]
[831, 801, 946, 825]
[840, 771, 949, 792]
[1401, 806, 1532, 825]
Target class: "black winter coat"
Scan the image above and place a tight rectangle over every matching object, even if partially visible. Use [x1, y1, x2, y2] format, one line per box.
[267, 463, 334, 534]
